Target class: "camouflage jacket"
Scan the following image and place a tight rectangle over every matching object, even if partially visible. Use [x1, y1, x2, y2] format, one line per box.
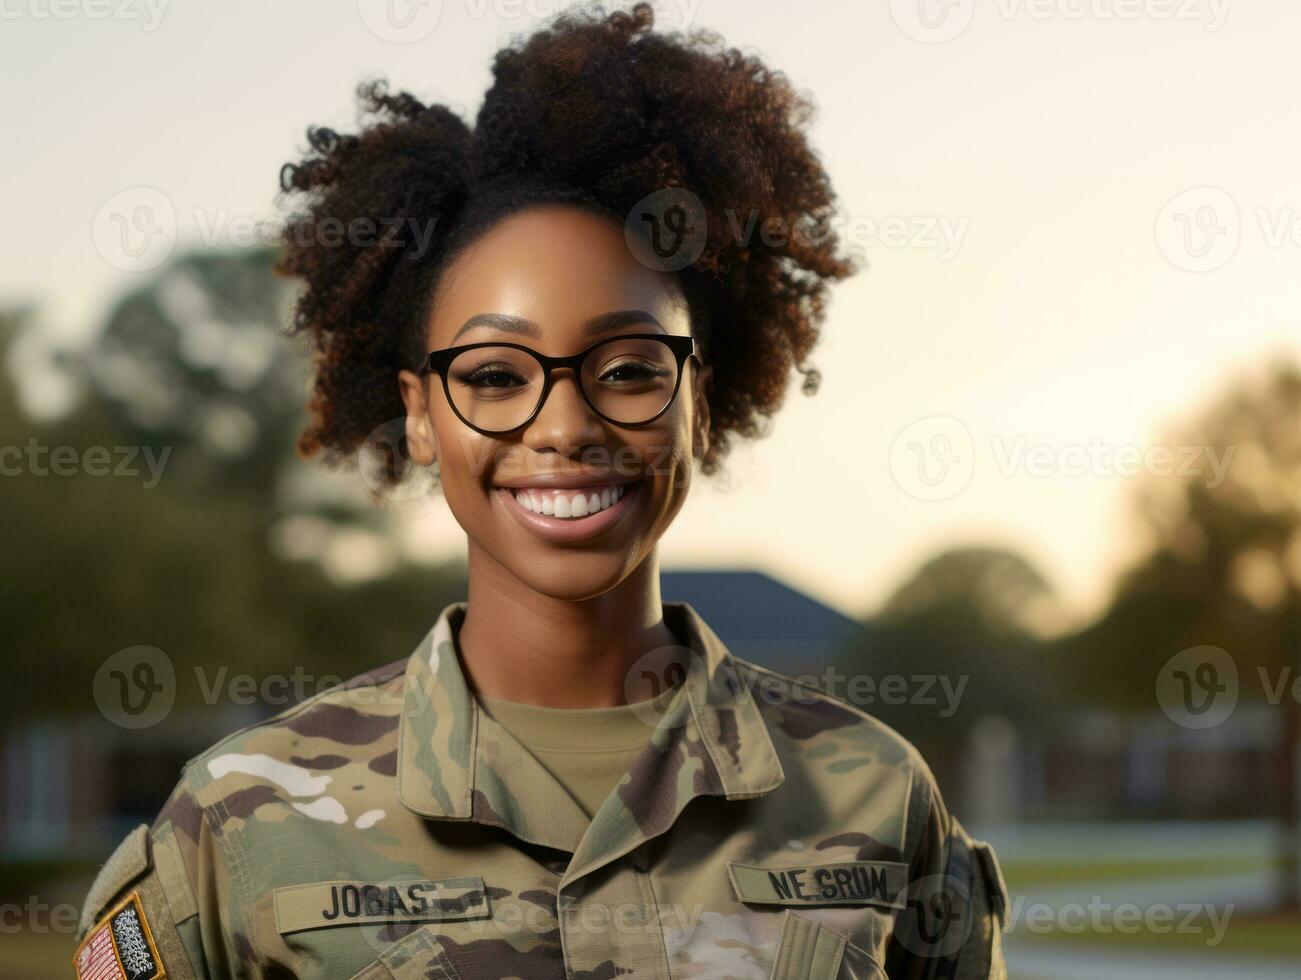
[75, 600, 1009, 979]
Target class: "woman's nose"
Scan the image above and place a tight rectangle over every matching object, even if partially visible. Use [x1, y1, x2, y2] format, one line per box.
[520, 370, 606, 455]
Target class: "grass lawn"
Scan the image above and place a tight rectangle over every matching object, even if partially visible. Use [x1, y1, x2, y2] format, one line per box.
[1, 931, 77, 980]
[1017, 910, 1301, 958]
[999, 854, 1276, 890]
[999, 854, 1301, 959]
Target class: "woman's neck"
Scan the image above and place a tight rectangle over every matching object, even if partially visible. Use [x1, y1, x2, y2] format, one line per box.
[456, 545, 678, 708]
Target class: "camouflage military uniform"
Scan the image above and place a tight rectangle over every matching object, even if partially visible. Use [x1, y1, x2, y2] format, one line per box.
[75, 600, 1009, 979]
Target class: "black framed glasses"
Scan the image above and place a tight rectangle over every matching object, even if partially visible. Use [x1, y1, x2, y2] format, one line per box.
[421, 333, 699, 436]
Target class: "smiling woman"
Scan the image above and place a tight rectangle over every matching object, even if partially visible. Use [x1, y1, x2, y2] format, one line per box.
[73, 4, 1008, 979]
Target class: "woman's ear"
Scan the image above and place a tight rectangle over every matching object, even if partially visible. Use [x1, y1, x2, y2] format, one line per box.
[691, 362, 713, 460]
[397, 368, 439, 468]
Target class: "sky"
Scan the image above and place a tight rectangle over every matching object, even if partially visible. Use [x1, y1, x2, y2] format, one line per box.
[2, 0, 1300, 625]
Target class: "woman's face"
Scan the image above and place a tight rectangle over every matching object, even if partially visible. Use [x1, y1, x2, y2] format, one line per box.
[398, 205, 712, 601]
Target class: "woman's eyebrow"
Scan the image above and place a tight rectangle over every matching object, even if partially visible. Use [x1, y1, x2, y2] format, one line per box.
[582, 309, 665, 336]
[452, 312, 537, 341]
[451, 309, 664, 343]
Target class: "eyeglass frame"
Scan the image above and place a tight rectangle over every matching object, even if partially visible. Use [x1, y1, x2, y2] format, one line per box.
[419, 332, 701, 436]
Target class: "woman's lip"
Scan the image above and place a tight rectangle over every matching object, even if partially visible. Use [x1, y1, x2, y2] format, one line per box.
[497, 479, 642, 544]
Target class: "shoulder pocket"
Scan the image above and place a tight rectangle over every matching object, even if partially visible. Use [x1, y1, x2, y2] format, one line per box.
[971, 839, 1008, 931]
[921, 822, 1007, 980]
[768, 910, 887, 980]
[74, 865, 201, 980]
[79, 823, 151, 939]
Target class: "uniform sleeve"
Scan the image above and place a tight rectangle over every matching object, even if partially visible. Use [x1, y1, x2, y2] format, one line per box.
[881, 766, 1010, 980]
[73, 769, 246, 980]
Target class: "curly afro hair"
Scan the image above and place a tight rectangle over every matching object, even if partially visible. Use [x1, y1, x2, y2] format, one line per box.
[275, 1, 857, 491]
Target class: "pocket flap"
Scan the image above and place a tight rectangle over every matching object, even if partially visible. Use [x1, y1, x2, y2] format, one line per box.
[769, 910, 846, 979]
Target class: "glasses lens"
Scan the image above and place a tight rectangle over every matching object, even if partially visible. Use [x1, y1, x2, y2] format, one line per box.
[581, 337, 680, 424]
[446, 346, 544, 432]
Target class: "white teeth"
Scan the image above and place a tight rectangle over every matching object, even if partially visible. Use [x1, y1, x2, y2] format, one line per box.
[509, 483, 632, 519]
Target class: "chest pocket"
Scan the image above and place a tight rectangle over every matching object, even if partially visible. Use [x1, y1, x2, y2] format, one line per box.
[348, 926, 461, 980]
[768, 910, 887, 980]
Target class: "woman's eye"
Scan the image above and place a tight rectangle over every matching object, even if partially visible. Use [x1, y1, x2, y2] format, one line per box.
[599, 361, 664, 383]
[461, 364, 526, 388]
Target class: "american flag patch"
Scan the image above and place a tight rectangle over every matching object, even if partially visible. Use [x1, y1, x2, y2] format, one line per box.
[73, 890, 165, 980]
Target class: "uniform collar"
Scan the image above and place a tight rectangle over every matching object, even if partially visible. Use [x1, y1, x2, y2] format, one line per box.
[396, 600, 785, 877]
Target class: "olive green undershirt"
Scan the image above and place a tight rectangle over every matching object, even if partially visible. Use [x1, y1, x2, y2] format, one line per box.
[476, 684, 681, 822]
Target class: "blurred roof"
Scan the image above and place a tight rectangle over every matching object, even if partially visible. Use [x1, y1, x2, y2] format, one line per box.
[660, 569, 861, 672]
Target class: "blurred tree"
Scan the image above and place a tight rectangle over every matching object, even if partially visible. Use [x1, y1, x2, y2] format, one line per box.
[82, 245, 306, 496]
[1065, 363, 1301, 908]
[840, 547, 1063, 795]
[1, 250, 464, 732]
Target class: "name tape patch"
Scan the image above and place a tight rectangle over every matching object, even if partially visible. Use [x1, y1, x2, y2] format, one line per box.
[73, 890, 165, 980]
[274, 877, 490, 934]
[728, 860, 909, 909]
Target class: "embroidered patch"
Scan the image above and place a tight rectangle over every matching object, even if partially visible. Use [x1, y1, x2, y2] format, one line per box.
[73, 890, 165, 980]
[273, 877, 491, 934]
[728, 860, 909, 909]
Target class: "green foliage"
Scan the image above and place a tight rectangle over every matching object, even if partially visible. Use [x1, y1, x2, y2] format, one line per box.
[0, 255, 464, 727]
